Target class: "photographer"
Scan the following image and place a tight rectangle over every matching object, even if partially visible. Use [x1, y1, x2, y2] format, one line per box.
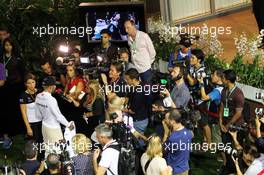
[162, 109, 193, 175]
[230, 116, 264, 175]
[93, 124, 119, 175]
[168, 36, 192, 72]
[153, 65, 191, 111]
[100, 61, 126, 98]
[119, 47, 134, 72]
[219, 69, 245, 173]
[186, 49, 206, 88]
[197, 69, 224, 145]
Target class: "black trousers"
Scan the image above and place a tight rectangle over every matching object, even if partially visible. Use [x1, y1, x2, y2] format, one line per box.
[29, 121, 43, 144]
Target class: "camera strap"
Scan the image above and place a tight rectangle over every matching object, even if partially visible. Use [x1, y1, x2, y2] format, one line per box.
[144, 158, 153, 173]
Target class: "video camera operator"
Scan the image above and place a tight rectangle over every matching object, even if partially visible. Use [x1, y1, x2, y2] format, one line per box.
[167, 35, 192, 72]
[119, 47, 134, 72]
[197, 68, 224, 145]
[95, 29, 118, 62]
[37, 153, 62, 175]
[219, 69, 245, 174]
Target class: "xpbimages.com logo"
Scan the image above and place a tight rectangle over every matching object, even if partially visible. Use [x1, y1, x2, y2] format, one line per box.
[32, 24, 93, 37]
[164, 141, 232, 154]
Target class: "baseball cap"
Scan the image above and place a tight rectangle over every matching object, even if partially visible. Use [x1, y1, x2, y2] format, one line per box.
[42, 76, 56, 86]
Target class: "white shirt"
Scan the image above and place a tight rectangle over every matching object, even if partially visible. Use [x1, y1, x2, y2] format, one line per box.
[128, 30, 156, 73]
[141, 153, 168, 175]
[245, 154, 264, 175]
[99, 140, 120, 175]
[35, 91, 70, 128]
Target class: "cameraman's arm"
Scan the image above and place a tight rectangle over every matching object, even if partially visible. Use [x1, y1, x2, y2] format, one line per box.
[187, 74, 197, 86]
[256, 116, 262, 138]
[226, 109, 243, 129]
[198, 77, 210, 101]
[229, 131, 243, 150]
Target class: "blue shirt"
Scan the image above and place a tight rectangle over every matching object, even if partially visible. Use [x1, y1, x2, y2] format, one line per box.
[168, 49, 191, 68]
[208, 86, 223, 105]
[165, 128, 193, 174]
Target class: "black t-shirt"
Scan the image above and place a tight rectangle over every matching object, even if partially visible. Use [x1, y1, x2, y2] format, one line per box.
[19, 89, 40, 104]
[110, 77, 127, 97]
[1, 54, 24, 84]
[128, 83, 152, 121]
[21, 160, 40, 175]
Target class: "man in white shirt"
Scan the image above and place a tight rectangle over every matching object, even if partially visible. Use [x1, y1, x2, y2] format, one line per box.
[35, 76, 74, 156]
[124, 20, 156, 83]
[93, 124, 120, 175]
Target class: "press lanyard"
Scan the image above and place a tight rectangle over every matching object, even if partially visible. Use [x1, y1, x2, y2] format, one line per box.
[225, 86, 236, 107]
[3, 55, 12, 67]
[131, 31, 139, 56]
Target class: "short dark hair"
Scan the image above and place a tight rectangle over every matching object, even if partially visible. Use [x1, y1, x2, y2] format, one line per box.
[224, 69, 236, 83]
[24, 140, 37, 159]
[0, 26, 9, 32]
[168, 109, 182, 124]
[111, 61, 123, 74]
[125, 68, 139, 80]
[179, 34, 192, 48]
[119, 47, 129, 55]
[39, 58, 50, 67]
[124, 19, 135, 26]
[214, 68, 224, 79]
[191, 49, 205, 63]
[100, 29, 111, 36]
[24, 73, 36, 83]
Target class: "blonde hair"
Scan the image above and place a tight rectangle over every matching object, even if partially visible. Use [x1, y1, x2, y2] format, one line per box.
[72, 133, 92, 154]
[108, 96, 125, 110]
[146, 136, 163, 159]
[85, 80, 104, 106]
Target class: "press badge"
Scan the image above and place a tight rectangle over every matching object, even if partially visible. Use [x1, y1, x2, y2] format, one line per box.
[223, 107, 229, 117]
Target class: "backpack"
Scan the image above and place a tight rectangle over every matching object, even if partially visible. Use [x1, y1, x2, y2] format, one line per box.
[106, 144, 136, 175]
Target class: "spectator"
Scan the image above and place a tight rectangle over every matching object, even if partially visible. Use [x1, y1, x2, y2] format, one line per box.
[219, 69, 245, 174]
[140, 135, 172, 175]
[197, 69, 224, 145]
[168, 36, 192, 72]
[35, 76, 74, 156]
[71, 133, 94, 175]
[19, 73, 42, 143]
[64, 64, 85, 101]
[0, 26, 10, 61]
[124, 68, 152, 136]
[21, 140, 40, 175]
[163, 109, 193, 175]
[93, 123, 119, 175]
[0, 62, 5, 87]
[124, 20, 156, 83]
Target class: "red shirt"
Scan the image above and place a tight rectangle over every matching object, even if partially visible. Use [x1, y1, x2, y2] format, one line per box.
[67, 76, 85, 93]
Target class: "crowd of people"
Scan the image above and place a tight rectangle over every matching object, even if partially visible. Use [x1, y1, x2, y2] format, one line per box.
[1, 18, 264, 175]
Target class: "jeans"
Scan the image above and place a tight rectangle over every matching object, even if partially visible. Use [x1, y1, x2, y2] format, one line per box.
[139, 69, 152, 83]
[133, 118, 149, 134]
